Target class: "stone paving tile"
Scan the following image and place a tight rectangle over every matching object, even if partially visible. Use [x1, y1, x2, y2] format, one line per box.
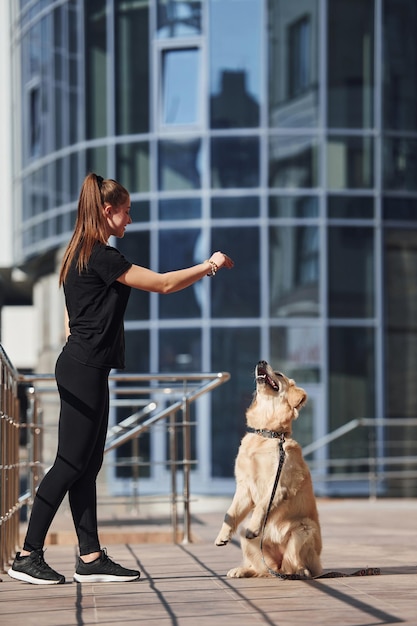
[1, 499, 417, 626]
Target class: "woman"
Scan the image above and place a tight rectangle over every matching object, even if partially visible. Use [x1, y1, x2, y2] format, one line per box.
[8, 173, 234, 585]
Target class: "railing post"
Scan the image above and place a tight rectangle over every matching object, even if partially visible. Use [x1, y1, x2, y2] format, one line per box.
[169, 410, 178, 543]
[182, 389, 191, 544]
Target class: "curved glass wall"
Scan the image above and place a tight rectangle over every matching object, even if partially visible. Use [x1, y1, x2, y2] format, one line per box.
[11, 0, 417, 496]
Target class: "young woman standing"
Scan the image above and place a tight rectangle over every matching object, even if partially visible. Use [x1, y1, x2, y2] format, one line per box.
[8, 173, 234, 585]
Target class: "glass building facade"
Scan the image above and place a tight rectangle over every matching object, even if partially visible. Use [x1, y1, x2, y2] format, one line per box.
[10, 0, 417, 496]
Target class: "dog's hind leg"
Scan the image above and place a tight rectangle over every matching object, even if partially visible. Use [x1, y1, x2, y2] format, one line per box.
[215, 485, 253, 546]
[280, 522, 322, 578]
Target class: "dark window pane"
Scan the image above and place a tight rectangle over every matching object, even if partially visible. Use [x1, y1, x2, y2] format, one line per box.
[383, 137, 417, 192]
[269, 0, 319, 128]
[130, 200, 150, 224]
[384, 229, 417, 418]
[162, 48, 201, 125]
[269, 196, 319, 218]
[211, 227, 259, 318]
[269, 136, 318, 188]
[211, 137, 259, 188]
[269, 226, 320, 318]
[116, 329, 150, 478]
[383, 0, 417, 131]
[159, 198, 201, 220]
[117, 231, 150, 321]
[327, 136, 373, 189]
[158, 139, 201, 190]
[159, 329, 201, 372]
[85, 0, 107, 139]
[210, 0, 261, 128]
[157, 0, 202, 38]
[328, 226, 374, 318]
[288, 16, 312, 99]
[115, 0, 149, 134]
[86, 146, 107, 175]
[328, 196, 374, 219]
[116, 142, 150, 193]
[328, 327, 375, 461]
[211, 196, 259, 218]
[383, 197, 417, 221]
[211, 327, 260, 477]
[328, 0, 374, 128]
[159, 229, 202, 319]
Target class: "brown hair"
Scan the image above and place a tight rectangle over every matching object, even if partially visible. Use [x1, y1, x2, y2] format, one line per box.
[59, 173, 129, 285]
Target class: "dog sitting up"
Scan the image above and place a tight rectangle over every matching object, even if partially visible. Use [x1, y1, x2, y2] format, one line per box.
[215, 360, 322, 578]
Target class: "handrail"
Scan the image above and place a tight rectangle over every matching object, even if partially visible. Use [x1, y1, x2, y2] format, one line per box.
[303, 417, 417, 498]
[17, 370, 231, 546]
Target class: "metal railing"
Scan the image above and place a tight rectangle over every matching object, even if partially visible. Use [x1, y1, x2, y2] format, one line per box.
[0, 357, 230, 573]
[303, 417, 417, 498]
[0, 345, 21, 574]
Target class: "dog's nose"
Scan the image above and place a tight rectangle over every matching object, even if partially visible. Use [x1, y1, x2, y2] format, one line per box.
[258, 360, 267, 368]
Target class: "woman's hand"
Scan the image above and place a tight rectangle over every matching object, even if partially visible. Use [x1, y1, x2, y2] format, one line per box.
[209, 251, 234, 271]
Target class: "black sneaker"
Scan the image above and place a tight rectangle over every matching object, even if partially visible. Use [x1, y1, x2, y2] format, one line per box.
[8, 550, 65, 585]
[73, 549, 141, 583]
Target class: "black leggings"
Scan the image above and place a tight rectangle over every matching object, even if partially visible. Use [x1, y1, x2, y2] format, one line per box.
[23, 351, 110, 556]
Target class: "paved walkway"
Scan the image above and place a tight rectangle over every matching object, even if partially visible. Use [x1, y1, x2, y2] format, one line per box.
[1, 498, 416, 626]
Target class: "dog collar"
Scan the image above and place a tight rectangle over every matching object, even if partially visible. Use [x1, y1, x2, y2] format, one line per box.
[247, 427, 285, 440]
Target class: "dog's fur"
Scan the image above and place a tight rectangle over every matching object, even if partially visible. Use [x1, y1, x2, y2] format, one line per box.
[215, 360, 322, 578]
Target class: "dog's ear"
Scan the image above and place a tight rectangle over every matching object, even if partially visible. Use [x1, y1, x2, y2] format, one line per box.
[287, 386, 307, 410]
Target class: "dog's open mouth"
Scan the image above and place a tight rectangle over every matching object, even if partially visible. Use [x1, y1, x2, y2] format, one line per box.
[256, 364, 280, 391]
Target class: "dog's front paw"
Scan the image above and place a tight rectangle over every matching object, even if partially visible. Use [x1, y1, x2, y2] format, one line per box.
[215, 526, 231, 546]
[215, 535, 229, 546]
[245, 527, 260, 539]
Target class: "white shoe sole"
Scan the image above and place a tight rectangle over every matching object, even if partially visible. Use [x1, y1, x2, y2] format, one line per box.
[73, 572, 140, 583]
[8, 568, 65, 585]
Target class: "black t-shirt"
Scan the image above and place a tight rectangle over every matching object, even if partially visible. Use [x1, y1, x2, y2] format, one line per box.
[63, 242, 132, 369]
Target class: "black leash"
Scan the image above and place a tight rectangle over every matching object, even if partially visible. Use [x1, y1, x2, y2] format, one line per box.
[248, 428, 381, 580]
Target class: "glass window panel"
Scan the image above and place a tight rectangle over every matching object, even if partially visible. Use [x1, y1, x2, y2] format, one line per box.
[158, 139, 201, 190]
[85, 0, 107, 139]
[211, 227, 259, 318]
[115, 0, 150, 134]
[328, 0, 374, 129]
[159, 328, 201, 372]
[384, 229, 417, 418]
[211, 327, 260, 477]
[268, 0, 319, 128]
[270, 326, 321, 383]
[210, 0, 261, 128]
[269, 136, 318, 188]
[269, 195, 319, 218]
[117, 231, 150, 321]
[159, 198, 201, 220]
[383, 197, 417, 221]
[116, 329, 151, 478]
[159, 229, 202, 318]
[328, 195, 374, 219]
[383, 137, 417, 192]
[328, 226, 374, 318]
[116, 142, 150, 193]
[383, 0, 417, 132]
[157, 0, 202, 38]
[86, 146, 107, 175]
[327, 136, 373, 189]
[211, 137, 259, 188]
[269, 226, 320, 318]
[162, 48, 200, 125]
[328, 327, 375, 463]
[130, 200, 150, 224]
[211, 196, 259, 218]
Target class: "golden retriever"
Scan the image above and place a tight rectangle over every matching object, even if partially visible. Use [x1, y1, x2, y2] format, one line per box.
[215, 360, 322, 578]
